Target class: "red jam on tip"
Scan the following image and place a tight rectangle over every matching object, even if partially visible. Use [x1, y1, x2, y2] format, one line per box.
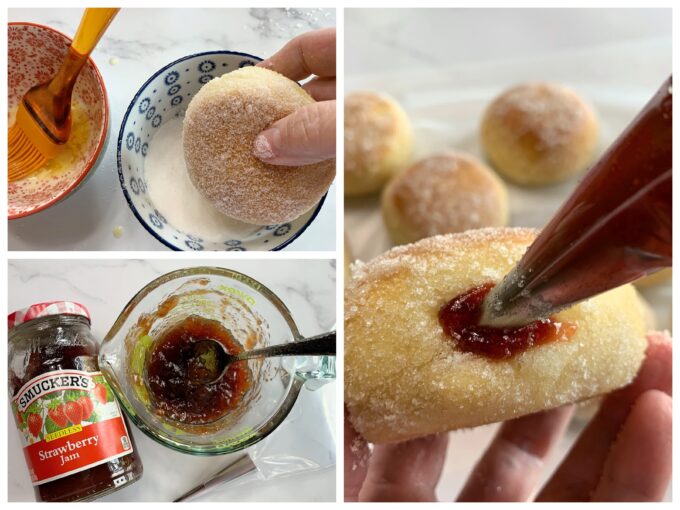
[438, 283, 576, 359]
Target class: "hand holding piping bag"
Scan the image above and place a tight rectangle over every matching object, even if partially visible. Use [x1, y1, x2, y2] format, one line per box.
[253, 28, 336, 165]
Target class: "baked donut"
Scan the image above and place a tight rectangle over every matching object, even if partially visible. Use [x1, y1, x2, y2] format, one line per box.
[183, 66, 335, 225]
[345, 91, 412, 196]
[345, 228, 646, 443]
[575, 290, 655, 422]
[480, 82, 598, 186]
[382, 151, 508, 245]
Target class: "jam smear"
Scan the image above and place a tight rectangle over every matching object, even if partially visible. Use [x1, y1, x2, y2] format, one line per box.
[146, 315, 251, 425]
[438, 283, 576, 359]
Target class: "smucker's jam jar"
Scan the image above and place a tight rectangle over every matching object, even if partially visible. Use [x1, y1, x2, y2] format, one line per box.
[8, 302, 143, 502]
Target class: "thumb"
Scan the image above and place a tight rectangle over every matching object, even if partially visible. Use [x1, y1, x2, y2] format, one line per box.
[253, 100, 336, 166]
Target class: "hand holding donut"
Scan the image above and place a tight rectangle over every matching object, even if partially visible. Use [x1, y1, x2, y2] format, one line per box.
[344, 331, 672, 502]
[254, 27, 336, 165]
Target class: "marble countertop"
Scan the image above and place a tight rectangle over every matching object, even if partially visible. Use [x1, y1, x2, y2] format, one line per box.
[7, 259, 336, 502]
[8, 8, 336, 251]
[346, 7, 671, 76]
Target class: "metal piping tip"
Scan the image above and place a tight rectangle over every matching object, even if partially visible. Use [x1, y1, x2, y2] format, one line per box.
[173, 483, 207, 503]
[173, 454, 257, 502]
[479, 267, 554, 328]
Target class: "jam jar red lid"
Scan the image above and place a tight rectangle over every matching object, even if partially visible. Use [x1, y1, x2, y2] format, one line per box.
[8, 301, 91, 330]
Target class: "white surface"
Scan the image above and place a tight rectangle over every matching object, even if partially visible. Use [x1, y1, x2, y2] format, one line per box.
[7, 259, 336, 502]
[146, 118, 261, 243]
[8, 8, 336, 251]
[345, 9, 672, 501]
[346, 8, 671, 75]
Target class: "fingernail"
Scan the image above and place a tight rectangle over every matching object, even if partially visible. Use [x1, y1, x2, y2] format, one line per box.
[253, 132, 276, 161]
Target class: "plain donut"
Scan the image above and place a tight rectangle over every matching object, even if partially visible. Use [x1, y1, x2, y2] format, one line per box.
[345, 228, 646, 443]
[183, 66, 335, 225]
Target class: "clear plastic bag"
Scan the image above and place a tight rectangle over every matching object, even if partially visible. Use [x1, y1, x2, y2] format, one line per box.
[178, 381, 336, 501]
[249, 382, 336, 479]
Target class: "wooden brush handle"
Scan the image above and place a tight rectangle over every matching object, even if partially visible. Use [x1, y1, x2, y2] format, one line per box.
[71, 8, 119, 56]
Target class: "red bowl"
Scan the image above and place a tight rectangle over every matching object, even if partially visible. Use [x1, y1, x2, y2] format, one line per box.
[8, 22, 109, 219]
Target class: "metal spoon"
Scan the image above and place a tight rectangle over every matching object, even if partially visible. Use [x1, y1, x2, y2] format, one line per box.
[187, 331, 336, 385]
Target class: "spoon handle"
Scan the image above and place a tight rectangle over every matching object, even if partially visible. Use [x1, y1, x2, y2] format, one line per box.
[239, 331, 336, 360]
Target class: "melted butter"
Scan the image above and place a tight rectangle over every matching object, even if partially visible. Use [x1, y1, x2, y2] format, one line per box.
[9, 101, 93, 181]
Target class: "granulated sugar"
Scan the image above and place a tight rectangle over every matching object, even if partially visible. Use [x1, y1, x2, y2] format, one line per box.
[146, 117, 260, 242]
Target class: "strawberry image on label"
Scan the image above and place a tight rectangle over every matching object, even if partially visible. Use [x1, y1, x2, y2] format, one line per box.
[77, 396, 94, 421]
[93, 383, 108, 405]
[63, 401, 83, 425]
[27, 414, 42, 438]
[47, 404, 68, 428]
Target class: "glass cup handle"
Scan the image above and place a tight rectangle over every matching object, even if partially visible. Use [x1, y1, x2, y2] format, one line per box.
[294, 330, 336, 390]
[299, 355, 336, 391]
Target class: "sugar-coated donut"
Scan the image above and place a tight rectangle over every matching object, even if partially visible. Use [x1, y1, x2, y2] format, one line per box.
[183, 66, 335, 225]
[345, 228, 646, 443]
[382, 151, 508, 245]
[481, 82, 598, 186]
[575, 289, 653, 423]
[345, 92, 412, 196]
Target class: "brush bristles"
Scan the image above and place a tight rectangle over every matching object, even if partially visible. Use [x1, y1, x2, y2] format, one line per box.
[8, 124, 48, 181]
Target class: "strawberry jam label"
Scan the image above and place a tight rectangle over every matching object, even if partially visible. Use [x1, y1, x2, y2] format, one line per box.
[11, 370, 134, 485]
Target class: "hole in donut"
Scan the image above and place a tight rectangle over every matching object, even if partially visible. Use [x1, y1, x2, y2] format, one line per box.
[438, 283, 576, 359]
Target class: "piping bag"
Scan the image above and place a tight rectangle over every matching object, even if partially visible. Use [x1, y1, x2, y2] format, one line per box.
[481, 76, 672, 328]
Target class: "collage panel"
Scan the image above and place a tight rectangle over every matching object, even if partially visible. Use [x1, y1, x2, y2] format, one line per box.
[3, 2, 676, 506]
[8, 259, 336, 501]
[8, 7, 336, 251]
[343, 8, 672, 502]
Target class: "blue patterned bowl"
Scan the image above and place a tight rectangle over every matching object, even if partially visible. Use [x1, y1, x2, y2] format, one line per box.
[117, 50, 327, 251]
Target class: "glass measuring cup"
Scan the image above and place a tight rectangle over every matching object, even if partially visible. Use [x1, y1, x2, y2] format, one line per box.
[98, 267, 335, 455]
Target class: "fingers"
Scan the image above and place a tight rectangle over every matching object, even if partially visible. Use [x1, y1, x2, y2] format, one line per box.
[458, 405, 574, 502]
[344, 409, 370, 502]
[592, 389, 672, 502]
[257, 27, 336, 80]
[537, 332, 672, 501]
[359, 433, 448, 502]
[303, 77, 336, 101]
[253, 100, 336, 166]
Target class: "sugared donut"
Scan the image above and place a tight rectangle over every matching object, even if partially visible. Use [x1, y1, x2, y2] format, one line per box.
[481, 82, 598, 186]
[345, 92, 412, 196]
[381, 151, 508, 245]
[183, 66, 335, 225]
[345, 228, 646, 443]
